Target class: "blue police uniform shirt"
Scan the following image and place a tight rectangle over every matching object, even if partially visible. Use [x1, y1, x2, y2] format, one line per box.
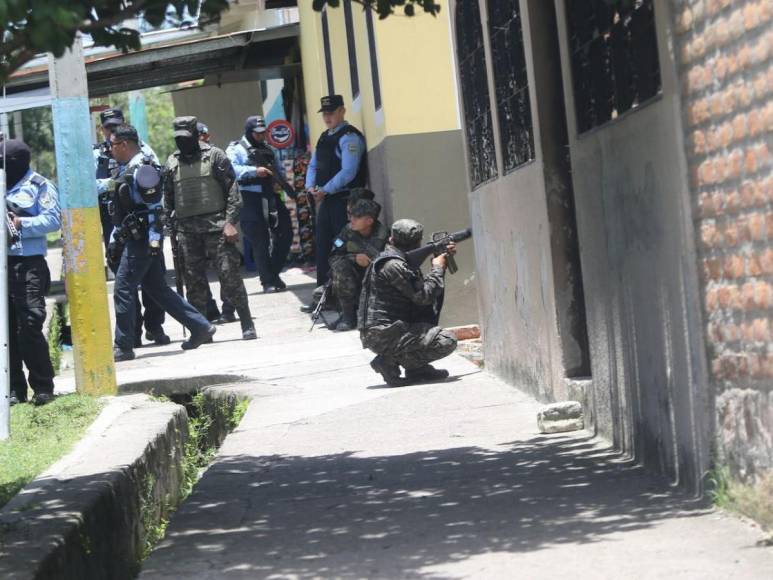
[95, 140, 158, 196]
[305, 122, 365, 195]
[108, 151, 163, 246]
[6, 169, 62, 257]
[226, 137, 285, 194]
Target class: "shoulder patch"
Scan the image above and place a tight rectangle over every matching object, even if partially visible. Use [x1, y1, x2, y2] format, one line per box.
[38, 187, 55, 210]
[347, 142, 359, 153]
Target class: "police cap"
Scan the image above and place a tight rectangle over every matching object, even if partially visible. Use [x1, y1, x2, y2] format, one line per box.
[173, 116, 199, 138]
[196, 121, 209, 135]
[391, 219, 423, 249]
[318, 94, 344, 113]
[100, 108, 125, 127]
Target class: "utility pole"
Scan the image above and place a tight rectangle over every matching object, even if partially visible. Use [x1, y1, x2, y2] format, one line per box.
[1, 168, 9, 440]
[48, 35, 116, 396]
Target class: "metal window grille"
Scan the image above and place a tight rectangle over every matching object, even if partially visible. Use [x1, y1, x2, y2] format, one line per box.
[321, 9, 335, 95]
[343, 0, 360, 100]
[365, 4, 383, 111]
[487, 0, 534, 172]
[565, 0, 661, 133]
[456, 1, 498, 188]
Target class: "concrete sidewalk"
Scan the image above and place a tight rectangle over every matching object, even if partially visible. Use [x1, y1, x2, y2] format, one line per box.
[107, 269, 773, 579]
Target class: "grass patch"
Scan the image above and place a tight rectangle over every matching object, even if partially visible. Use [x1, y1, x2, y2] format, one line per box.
[0, 394, 103, 508]
[708, 466, 773, 533]
[47, 303, 63, 376]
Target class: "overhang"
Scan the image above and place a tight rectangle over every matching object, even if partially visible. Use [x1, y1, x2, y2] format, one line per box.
[5, 23, 300, 99]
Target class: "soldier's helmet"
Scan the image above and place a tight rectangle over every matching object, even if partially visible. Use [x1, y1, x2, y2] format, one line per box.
[391, 219, 423, 249]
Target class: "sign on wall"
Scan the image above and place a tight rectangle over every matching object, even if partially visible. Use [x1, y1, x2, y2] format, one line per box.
[267, 119, 295, 149]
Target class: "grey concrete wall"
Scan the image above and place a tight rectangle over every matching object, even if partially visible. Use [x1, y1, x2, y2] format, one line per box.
[367, 130, 479, 327]
[170, 81, 263, 150]
[553, 0, 711, 489]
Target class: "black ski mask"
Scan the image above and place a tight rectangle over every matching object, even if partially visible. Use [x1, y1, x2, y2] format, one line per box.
[175, 136, 200, 157]
[0, 139, 32, 189]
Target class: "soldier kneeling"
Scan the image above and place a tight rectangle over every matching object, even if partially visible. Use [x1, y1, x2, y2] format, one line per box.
[359, 219, 457, 386]
[328, 198, 388, 332]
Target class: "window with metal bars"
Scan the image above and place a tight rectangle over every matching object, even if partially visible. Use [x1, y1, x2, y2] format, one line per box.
[565, 0, 661, 133]
[343, 0, 360, 100]
[487, 0, 534, 172]
[456, 2, 498, 188]
[365, 4, 383, 111]
[321, 9, 335, 95]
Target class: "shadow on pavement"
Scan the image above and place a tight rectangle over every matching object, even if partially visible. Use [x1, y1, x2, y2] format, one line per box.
[143, 434, 710, 578]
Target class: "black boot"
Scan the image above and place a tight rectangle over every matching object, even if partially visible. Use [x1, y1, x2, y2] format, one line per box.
[238, 307, 257, 340]
[370, 355, 403, 387]
[404, 365, 450, 384]
[334, 304, 357, 332]
[181, 325, 216, 350]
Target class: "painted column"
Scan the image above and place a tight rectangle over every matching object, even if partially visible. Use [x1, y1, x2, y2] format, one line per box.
[0, 169, 10, 439]
[48, 35, 117, 396]
[128, 91, 149, 142]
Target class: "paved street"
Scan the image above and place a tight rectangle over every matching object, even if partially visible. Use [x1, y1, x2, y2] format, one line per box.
[51, 265, 762, 579]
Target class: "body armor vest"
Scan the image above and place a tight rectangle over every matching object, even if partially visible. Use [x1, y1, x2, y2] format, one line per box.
[314, 124, 367, 191]
[170, 148, 225, 219]
[359, 247, 415, 329]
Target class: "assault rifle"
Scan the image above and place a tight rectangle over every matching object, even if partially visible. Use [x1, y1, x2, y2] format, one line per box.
[244, 146, 297, 199]
[309, 281, 332, 332]
[6, 201, 25, 248]
[405, 227, 473, 274]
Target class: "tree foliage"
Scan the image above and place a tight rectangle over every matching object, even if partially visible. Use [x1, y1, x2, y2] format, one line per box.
[0, 0, 439, 82]
[0, 1, 229, 81]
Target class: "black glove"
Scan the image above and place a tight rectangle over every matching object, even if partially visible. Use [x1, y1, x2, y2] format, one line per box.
[107, 241, 122, 268]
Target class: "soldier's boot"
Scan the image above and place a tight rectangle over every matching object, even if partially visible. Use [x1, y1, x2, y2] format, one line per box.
[181, 325, 217, 350]
[205, 298, 221, 322]
[370, 355, 404, 387]
[334, 304, 357, 332]
[238, 307, 257, 341]
[404, 364, 450, 384]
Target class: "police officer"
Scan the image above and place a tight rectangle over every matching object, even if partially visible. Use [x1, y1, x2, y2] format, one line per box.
[359, 219, 458, 387]
[106, 125, 214, 361]
[95, 107, 166, 347]
[305, 95, 367, 287]
[227, 116, 293, 293]
[328, 196, 388, 332]
[163, 116, 256, 340]
[2, 140, 61, 405]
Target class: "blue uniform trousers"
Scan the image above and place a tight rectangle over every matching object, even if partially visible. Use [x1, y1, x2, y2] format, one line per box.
[241, 192, 293, 288]
[114, 240, 210, 351]
[314, 193, 349, 286]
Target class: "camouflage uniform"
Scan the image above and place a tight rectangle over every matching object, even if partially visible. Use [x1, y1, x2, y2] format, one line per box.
[359, 220, 457, 385]
[329, 220, 388, 322]
[163, 138, 251, 324]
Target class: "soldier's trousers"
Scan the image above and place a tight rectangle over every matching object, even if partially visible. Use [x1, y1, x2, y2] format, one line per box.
[241, 192, 292, 289]
[361, 322, 457, 370]
[114, 240, 210, 351]
[8, 256, 55, 400]
[178, 231, 249, 318]
[329, 257, 365, 315]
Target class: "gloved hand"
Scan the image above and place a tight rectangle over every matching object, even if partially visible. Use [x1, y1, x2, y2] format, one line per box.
[107, 241, 122, 268]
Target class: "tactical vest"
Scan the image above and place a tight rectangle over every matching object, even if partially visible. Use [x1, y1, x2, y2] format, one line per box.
[314, 124, 367, 191]
[358, 247, 415, 330]
[169, 148, 226, 219]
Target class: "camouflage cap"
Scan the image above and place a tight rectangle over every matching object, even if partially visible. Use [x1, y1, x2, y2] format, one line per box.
[173, 116, 198, 138]
[391, 219, 423, 248]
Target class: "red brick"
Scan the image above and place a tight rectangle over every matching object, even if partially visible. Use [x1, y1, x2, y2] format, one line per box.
[761, 248, 773, 275]
[754, 143, 771, 168]
[699, 192, 714, 216]
[688, 66, 705, 93]
[714, 157, 728, 183]
[756, 281, 771, 309]
[736, 215, 750, 243]
[737, 82, 754, 107]
[705, 258, 723, 280]
[744, 3, 761, 30]
[706, 287, 720, 311]
[767, 212, 773, 239]
[749, 353, 764, 378]
[747, 254, 762, 276]
[753, 318, 770, 342]
[701, 221, 719, 247]
[719, 122, 733, 147]
[693, 130, 707, 155]
[699, 159, 718, 185]
[725, 188, 741, 212]
[719, 285, 734, 308]
[690, 98, 710, 125]
[724, 222, 739, 247]
[708, 129, 722, 152]
[732, 114, 747, 141]
[749, 213, 766, 240]
[744, 148, 758, 174]
[765, 102, 773, 133]
[748, 109, 764, 136]
[728, 150, 744, 180]
[741, 282, 757, 309]
[740, 181, 758, 207]
[713, 191, 727, 214]
[715, 56, 729, 82]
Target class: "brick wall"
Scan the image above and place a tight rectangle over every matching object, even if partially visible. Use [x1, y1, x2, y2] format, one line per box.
[672, 0, 772, 480]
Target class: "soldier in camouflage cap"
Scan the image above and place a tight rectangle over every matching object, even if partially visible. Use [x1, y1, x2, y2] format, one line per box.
[327, 198, 388, 332]
[358, 219, 458, 387]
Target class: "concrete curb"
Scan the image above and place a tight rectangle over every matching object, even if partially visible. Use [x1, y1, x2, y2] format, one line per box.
[0, 394, 188, 580]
